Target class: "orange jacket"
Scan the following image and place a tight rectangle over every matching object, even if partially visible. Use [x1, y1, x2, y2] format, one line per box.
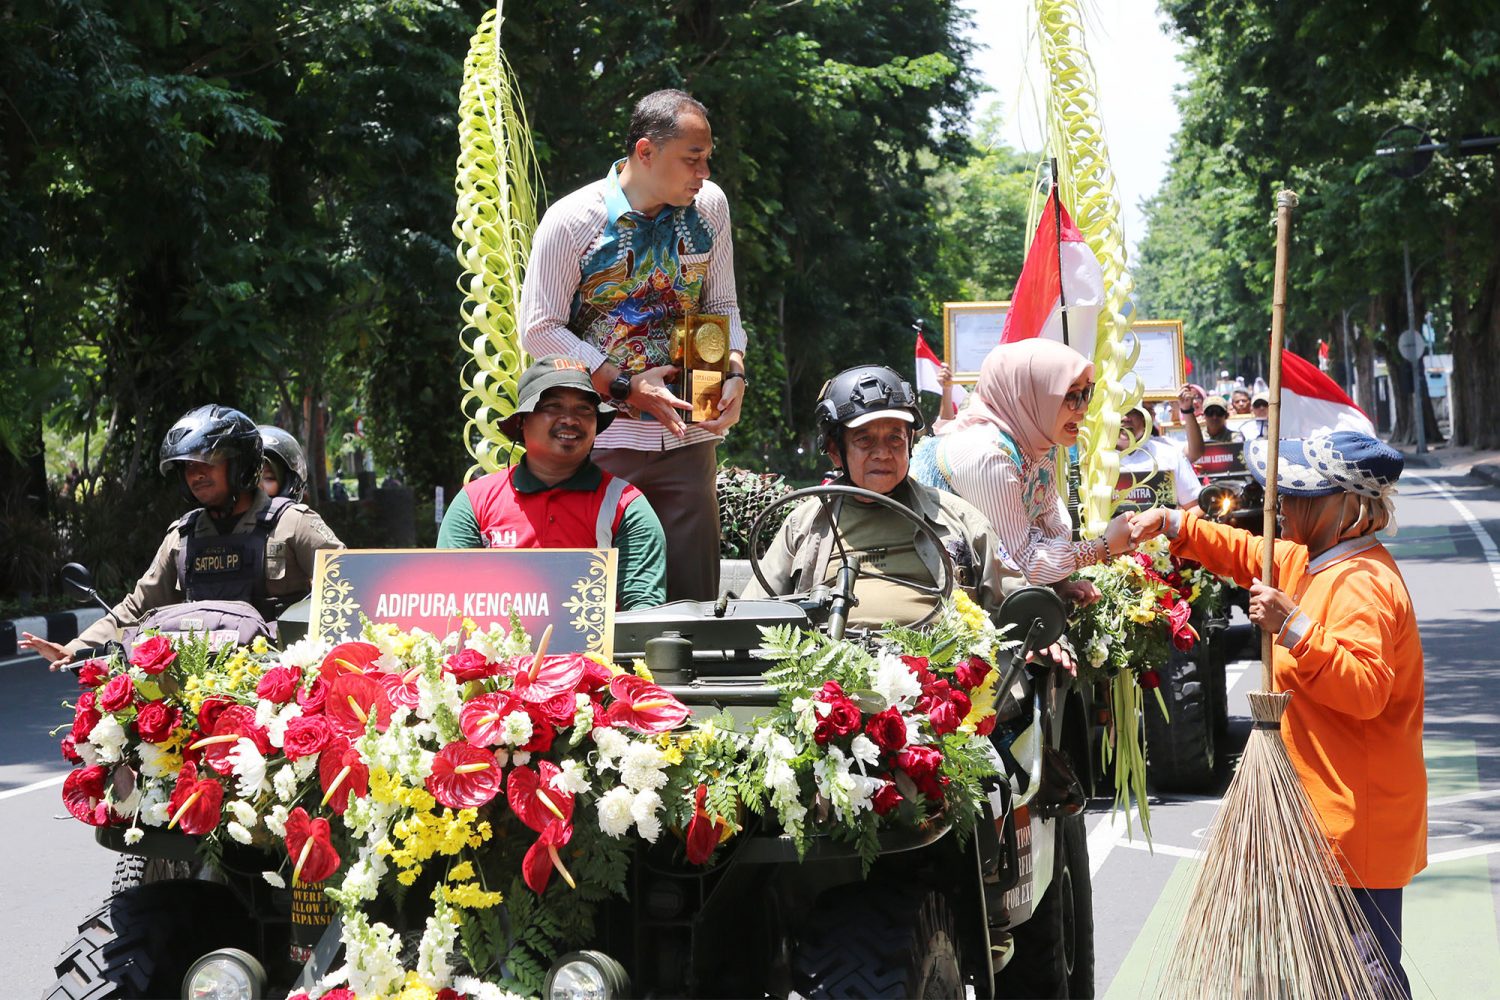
[1172, 511, 1427, 888]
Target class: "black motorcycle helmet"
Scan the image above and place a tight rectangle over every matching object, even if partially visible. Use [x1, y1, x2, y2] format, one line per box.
[257, 425, 309, 502]
[814, 365, 926, 455]
[159, 405, 263, 506]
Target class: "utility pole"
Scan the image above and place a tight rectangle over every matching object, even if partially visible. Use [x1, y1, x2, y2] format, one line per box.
[1402, 241, 1427, 454]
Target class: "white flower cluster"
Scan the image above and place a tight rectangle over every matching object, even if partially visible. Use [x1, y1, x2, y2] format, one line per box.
[227, 739, 271, 799]
[1087, 635, 1110, 669]
[871, 650, 922, 710]
[415, 895, 461, 988]
[591, 729, 667, 842]
[464, 620, 532, 662]
[451, 976, 530, 1000]
[335, 910, 405, 998]
[279, 636, 332, 670]
[751, 728, 805, 839]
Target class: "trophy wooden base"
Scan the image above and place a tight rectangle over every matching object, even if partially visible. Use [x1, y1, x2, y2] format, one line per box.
[685, 369, 724, 423]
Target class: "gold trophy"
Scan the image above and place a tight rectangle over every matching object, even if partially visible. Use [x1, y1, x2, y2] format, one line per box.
[669, 313, 731, 422]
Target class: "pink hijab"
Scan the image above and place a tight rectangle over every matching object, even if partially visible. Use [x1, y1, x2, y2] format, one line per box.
[946, 340, 1094, 459]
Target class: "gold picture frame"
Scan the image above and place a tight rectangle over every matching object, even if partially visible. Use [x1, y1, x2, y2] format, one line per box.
[1124, 319, 1187, 401]
[942, 301, 1010, 384]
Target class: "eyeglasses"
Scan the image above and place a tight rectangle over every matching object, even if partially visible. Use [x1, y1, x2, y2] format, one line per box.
[1063, 383, 1095, 412]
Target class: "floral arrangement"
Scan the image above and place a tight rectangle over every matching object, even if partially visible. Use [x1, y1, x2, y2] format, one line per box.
[1066, 536, 1228, 834]
[57, 593, 1007, 999]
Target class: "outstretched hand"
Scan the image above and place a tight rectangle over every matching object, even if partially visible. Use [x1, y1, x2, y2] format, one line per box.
[19, 632, 73, 670]
[1129, 508, 1171, 545]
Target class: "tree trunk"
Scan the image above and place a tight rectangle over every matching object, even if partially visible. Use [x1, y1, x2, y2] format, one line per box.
[1448, 220, 1500, 449]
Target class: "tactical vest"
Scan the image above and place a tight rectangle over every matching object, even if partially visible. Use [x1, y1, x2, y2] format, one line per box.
[173, 496, 295, 617]
[463, 468, 639, 550]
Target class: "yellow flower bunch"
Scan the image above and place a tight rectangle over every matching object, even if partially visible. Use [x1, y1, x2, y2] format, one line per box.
[368, 622, 418, 659]
[440, 881, 505, 909]
[380, 806, 493, 884]
[654, 733, 686, 766]
[389, 971, 442, 1000]
[631, 658, 654, 683]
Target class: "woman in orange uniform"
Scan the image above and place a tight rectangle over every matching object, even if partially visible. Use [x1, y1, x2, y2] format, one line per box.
[1132, 430, 1423, 994]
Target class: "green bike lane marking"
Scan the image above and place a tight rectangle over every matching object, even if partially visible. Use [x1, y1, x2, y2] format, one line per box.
[1102, 737, 1499, 999]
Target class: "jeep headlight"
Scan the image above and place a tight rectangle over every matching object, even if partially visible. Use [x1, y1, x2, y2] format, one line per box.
[543, 950, 630, 1000]
[182, 948, 266, 1000]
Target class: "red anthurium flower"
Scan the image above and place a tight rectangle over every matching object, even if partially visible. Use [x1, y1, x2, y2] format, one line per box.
[522, 820, 576, 894]
[62, 765, 110, 826]
[507, 653, 588, 704]
[507, 762, 574, 834]
[1139, 670, 1161, 690]
[377, 670, 422, 711]
[129, 635, 177, 674]
[319, 641, 383, 681]
[318, 742, 370, 815]
[444, 648, 499, 682]
[578, 656, 614, 695]
[601, 675, 690, 734]
[685, 784, 728, 865]
[285, 807, 341, 884]
[167, 761, 224, 835]
[75, 659, 109, 688]
[426, 742, 502, 810]
[459, 692, 524, 747]
[326, 674, 393, 738]
[193, 705, 270, 775]
[1165, 599, 1197, 652]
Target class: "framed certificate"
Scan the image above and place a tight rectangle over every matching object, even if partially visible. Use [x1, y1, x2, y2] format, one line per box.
[943, 301, 1010, 383]
[1124, 320, 1187, 401]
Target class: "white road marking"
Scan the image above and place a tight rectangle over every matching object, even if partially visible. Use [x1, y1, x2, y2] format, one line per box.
[1410, 475, 1500, 600]
[1428, 842, 1500, 864]
[1431, 787, 1500, 808]
[1087, 809, 1130, 877]
[1117, 837, 1500, 867]
[0, 774, 66, 801]
[1116, 839, 1202, 861]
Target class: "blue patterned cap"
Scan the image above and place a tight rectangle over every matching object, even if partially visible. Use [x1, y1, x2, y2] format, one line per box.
[1247, 431, 1403, 499]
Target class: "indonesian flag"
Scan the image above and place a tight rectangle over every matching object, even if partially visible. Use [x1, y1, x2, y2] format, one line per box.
[1278, 348, 1375, 438]
[1000, 189, 1105, 361]
[914, 334, 967, 404]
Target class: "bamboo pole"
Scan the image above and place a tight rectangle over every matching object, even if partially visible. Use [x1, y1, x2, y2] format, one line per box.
[1260, 190, 1298, 688]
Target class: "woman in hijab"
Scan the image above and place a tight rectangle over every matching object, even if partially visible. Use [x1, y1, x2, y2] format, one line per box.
[911, 339, 1135, 603]
[1131, 431, 1424, 994]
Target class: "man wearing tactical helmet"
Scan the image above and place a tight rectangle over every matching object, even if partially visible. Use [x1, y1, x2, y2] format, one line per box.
[21, 404, 343, 668]
[258, 424, 310, 502]
[743, 365, 1015, 626]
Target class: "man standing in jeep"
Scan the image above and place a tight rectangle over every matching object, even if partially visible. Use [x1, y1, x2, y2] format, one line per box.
[20, 404, 344, 668]
[743, 365, 1014, 623]
[436, 355, 667, 611]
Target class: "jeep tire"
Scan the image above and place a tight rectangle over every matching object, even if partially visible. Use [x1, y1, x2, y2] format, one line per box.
[1143, 643, 1218, 793]
[996, 812, 1094, 998]
[791, 885, 964, 998]
[47, 881, 253, 1000]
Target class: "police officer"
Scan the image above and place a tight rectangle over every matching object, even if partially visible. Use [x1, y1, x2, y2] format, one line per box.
[743, 365, 1015, 626]
[21, 405, 344, 668]
[258, 424, 309, 502]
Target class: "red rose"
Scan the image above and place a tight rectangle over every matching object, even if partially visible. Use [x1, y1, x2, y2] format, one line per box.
[282, 715, 334, 760]
[928, 699, 965, 735]
[520, 711, 557, 754]
[70, 692, 101, 743]
[1139, 670, 1161, 690]
[60, 735, 82, 764]
[130, 635, 178, 674]
[319, 991, 356, 1000]
[285, 807, 341, 884]
[197, 696, 234, 733]
[864, 708, 908, 752]
[256, 665, 302, 704]
[75, 659, 109, 688]
[896, 744, 943, 782]
[98, 674, 137, 713]
[871, 780, 902, 815]
[955, 656, 992, 691]
[975, 715, 997, 738]
[297, 677, 329, 715]
[134, 701, 181, 744]
[812, 681, 863, 745]
[444, 648, 497, 682]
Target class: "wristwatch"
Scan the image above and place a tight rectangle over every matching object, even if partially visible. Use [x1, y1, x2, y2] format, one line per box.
[724, 371, 748, 389]
[607, 372, 633, 402]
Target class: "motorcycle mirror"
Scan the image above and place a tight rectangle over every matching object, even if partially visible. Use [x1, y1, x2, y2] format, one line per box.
[60, 562, 97, 600]
[995, 586, 1066, 649]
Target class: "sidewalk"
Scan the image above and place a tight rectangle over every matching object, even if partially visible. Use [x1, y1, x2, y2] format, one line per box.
[1391, 442, 1500, 480]
[0, 607, 105, 662]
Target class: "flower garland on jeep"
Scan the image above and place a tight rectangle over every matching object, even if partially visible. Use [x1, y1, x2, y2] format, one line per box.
[55, 594, 1007, 999]
[1067, 536, 1228, 835]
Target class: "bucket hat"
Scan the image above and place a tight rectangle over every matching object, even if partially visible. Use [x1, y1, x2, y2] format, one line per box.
[498, 355, 617, 441]
[1247, 430, 1403, 499]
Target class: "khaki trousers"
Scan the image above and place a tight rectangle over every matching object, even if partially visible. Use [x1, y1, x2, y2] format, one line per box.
[593, 441, 720, 602]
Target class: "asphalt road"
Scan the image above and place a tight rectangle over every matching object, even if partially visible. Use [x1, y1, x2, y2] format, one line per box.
[4, 467, 1499, 997]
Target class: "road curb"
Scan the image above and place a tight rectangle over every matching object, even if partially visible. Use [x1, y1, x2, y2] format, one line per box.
[1471, 463, 1500, 488]
[0, 608, 106, 661]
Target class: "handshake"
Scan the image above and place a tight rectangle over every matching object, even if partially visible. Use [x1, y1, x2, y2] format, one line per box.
[1102, 508, 1175, 556]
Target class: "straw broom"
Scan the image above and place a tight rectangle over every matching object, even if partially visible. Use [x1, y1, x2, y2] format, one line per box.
[1153, 191, 1403, 999]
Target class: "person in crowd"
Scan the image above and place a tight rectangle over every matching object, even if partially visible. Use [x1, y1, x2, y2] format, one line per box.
[1239, 390, 1272, 442]
[437, 355, 666, 611]
[909, 339, 1135, 607]
[258, 424, 309, 502]
[1230, 386, 1253, 415]
[1178, 387, 1243, 464]
[519, 88, 744, 603]
[21, 405, 345, 669]
[743, 365, 1013, 626]
[1116, 405, 1200, 510]
[1131, 431, 1422, 993]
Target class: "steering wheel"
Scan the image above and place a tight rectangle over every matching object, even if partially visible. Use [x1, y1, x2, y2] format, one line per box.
[747, 483, 955, 632]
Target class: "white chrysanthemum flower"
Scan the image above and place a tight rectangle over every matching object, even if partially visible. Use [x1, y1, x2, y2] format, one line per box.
[226, 738, 270, 799]
[597, 786, 636, 838]
[228, 800, 257, 828]
[632, 789, 664, 843]
[263, 871, 287, 888]
[88, 715, 127, 764]
[849, 734, 880, 772]
[499, 710, 534, 747]
[872, 650, 923, 709]
[76, 740, 100, 768]
[903, 716, 922, 747]
[110, 782, 141, 818]
[279, 636, 330, 670]
[123, 827, 144, 846]
[453, 976, 529, 1000]
[620, 742, 669, 792]
[139, 784, 170, 827]
[264, 761, 294, 803]
[848, 774, 883, 816]
[265, 804, 290, 838]
[553, 759, 590, 796]
[292, 754, 318, 781]
[226, 821, 253, 845]
[592, 727, 629, 770]
[137, 741, 176, 779]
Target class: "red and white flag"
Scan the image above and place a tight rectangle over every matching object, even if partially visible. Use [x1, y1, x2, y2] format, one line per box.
[1277, 348, 1375, 438]
[1001, 189, 1105, 361]
[914, 334, 967, 404]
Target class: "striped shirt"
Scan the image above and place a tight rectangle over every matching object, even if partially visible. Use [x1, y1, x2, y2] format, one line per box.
[936, 424, 1106, 585]
[520, 159, 747, 452]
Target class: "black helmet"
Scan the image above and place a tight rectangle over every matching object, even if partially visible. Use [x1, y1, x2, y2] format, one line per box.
[257, 425, 309, 502]
[814, 365, 925, 450]
[159, 405, 263, 503]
